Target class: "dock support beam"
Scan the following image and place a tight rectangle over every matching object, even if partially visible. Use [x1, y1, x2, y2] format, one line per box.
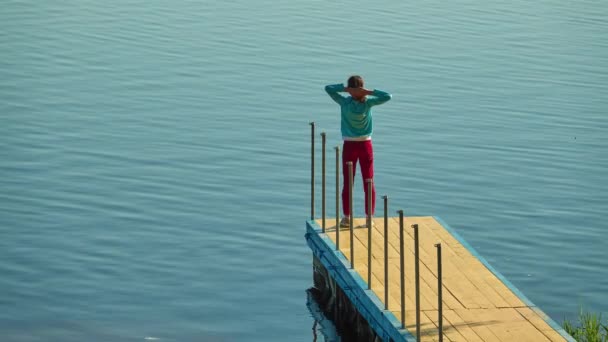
[366, 179, 373, 289]
[348, 161, 354, 269]
[335, 146, 340, 250]
[321, 132, 326, 232]
[309, 122, 315, 220]
[398, 210, 405, 328]
[413, 223, 421, 342]
[383, 195, 389, 310]
[436, 243, 444, 342]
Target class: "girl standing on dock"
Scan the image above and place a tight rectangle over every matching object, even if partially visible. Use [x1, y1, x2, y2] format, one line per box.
[325, 76, 392, 227]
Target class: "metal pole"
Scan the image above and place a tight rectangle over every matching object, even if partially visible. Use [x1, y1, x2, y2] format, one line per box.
[321, 132, 326, 232]
[366, 179, 373, 289]
[398, 210, 405, 328]
[413, 223, 421, 342]
[309, 122, 315, 220]
[435, 243, 443, 342]
[335, 146, 340, 251]
[348, 161, 354, 269]
[383, 195, 389, 310]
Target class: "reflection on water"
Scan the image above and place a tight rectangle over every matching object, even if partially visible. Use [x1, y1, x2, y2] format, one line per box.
[306, 290, 340, 342]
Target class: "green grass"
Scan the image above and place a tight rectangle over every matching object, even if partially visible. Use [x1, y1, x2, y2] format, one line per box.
[563, 308, 608, 342]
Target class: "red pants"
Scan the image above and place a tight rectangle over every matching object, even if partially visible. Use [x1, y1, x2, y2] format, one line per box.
[342, 140, 375, 216]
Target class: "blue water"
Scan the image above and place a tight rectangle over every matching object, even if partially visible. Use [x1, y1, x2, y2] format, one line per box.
[1, 1, 607, 341]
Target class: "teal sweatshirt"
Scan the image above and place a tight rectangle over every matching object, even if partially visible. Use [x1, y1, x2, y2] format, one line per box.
[325, 84, 392, 140]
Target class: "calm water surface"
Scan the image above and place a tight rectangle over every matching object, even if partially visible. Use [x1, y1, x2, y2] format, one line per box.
[1, 1, 607, 341]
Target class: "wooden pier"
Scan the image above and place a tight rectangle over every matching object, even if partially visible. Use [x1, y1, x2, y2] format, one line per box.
[305, 216, 575, 342]
[306, 123, 574, 341]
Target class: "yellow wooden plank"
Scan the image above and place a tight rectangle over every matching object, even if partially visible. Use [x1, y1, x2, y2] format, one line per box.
[367, 253, 437, 312]
[315, 218, 565, 341]
[516, 308, 569, 341]
[443, 309, 485, 342]
[516, 307, 556, 331]
[484, 275, 525, 308]
[539, 329, 569, 342]
[460, 308, 530, 342]
[330, 225, 371, 263]
[366, 220, 402, 259]
[383, 217, 486, 309]
[372, 231, 462, 310]
[337, 229, 432, 315]
[356, 262, 386, 294]
[349, 222, 444, 312]
[389, 261, 437, 311]
[418, 219, 513, 308]
[391, 309, 441, 342]
[428, 218, 527, 307]
[418, 219, 509, 307]
[393, 217, 524, 309]
[485, 308, 551, 342]
[380, 264, 444, 328]
[422, 309, 470, 342]
[420, 310, 444, 342]
[454, 308, 506, 342]
[450, 309, 502, 342]
[421, 219, 525, 308]
[386, 218, 475, 303]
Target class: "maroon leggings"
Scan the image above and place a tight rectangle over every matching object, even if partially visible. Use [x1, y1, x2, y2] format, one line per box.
[342, 140, 375, 216]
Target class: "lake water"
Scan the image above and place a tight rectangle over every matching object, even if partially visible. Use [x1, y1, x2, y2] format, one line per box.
[1, 1, 607, 341]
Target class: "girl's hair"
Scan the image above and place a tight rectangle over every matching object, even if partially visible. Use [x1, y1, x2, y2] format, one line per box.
[347, 75, 364, 88]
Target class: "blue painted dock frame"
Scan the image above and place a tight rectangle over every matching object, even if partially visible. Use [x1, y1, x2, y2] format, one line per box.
[306, 220, 417, 342]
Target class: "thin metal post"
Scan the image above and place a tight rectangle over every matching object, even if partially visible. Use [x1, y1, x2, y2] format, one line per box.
[335, 146, 340, 251]
[398, 210, 405, 328]
[321, 132, 326, 232]
[309, 122, 315, 220]
[366, 179, 373, 289]
[383, 195, 389, 310]
[435, 243, 443, 342]
[348, 161, 354, 268]
[413, 223, 421, 342]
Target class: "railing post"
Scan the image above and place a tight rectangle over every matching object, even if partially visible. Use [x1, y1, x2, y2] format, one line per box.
[348, 161, 354, 269]
[398, 210, 405, 328]
[321, 132, 326, 232]
[309, 122, 315, 220]
[383, 195, 389, 310]
[435, 243, 444, 342]
[412, 223, 421, 342]
[335, 145, 340, 250]
[366, 178, 373, 289]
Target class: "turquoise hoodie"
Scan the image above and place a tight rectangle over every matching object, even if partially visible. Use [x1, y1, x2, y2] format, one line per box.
[325, 84, 392, 140]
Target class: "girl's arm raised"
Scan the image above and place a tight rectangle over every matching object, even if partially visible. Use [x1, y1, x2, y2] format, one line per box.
[325, 84, 347, 105]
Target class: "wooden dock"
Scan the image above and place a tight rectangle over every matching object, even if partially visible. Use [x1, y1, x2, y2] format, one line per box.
[305, 216, 574, 342]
